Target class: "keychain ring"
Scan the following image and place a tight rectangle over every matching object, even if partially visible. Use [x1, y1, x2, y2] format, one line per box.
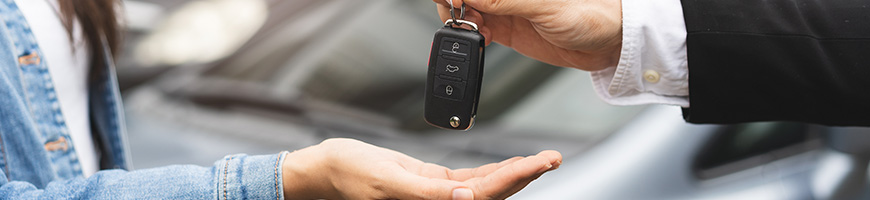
[448, 2, 467, 25]
[459, 3, 466, 19]
[445, 19, 478, 31]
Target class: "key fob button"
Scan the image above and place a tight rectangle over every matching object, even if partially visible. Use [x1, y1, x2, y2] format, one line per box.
[435, 58, 469, 80]
[433, 77, 466, 101]
[441, 39, 470, 56]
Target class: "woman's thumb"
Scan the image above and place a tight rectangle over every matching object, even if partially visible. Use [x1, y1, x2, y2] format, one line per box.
[452, 188, 474, 200]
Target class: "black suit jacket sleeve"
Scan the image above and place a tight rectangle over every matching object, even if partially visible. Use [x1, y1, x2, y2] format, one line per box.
[679, 0, 870, 126]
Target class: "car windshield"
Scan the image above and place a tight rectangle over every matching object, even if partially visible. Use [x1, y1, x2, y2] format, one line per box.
[138, 0, 645, 140]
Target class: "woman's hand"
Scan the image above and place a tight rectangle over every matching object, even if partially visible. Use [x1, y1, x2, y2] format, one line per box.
[435, 0, 623, 71]
[282, 138, 562, 200]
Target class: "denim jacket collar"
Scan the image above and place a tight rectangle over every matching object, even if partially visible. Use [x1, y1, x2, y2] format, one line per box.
[0, 0, 129, 187]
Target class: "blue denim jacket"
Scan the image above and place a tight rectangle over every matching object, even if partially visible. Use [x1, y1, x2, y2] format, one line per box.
[0, 1, 286, 199]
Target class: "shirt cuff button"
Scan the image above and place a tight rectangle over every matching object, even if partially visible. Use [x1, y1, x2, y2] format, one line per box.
[643, 70, 660, 83]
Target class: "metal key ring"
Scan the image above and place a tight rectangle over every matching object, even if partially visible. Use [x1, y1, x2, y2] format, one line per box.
[445, 19, 478, 31]
[460, 3, 466, 19]
[448, 2, 467, 25]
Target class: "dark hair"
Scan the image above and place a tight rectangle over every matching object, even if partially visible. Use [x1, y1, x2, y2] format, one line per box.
[58, 0, 122, 82]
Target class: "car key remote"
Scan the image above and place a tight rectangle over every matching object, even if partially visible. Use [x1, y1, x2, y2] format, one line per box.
[424, 3, 485, 130]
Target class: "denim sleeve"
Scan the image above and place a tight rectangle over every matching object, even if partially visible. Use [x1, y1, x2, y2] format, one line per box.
[0, 152, 288, 199]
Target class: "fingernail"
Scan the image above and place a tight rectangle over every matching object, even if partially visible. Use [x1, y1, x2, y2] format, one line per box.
[537, 163, 553, 173]
[452, 188, 473, 200]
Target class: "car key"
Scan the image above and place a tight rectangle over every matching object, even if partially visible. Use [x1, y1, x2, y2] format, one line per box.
[425, 3, 485, 130]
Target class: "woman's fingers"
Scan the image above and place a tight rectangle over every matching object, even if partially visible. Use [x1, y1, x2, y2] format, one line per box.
[449, 156, 524, 181]
[466, 150, 562, 199]
[386, 169, 472, 200]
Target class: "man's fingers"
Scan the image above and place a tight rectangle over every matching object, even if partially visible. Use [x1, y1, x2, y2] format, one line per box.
[434, 0, 556, 19]
[436, 4, 451, 22]
[432, 0, 463, 8]
[436, 3, 486, 24]
[435, 4, 492, 45]
[461, 9, 492, 45]
[464, 0, 561, 19]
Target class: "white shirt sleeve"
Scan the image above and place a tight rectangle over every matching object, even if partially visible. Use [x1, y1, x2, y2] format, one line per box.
[590, 0, 690, 107]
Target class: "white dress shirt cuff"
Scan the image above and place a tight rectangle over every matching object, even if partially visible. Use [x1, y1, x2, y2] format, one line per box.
[590, 0, 690, 107]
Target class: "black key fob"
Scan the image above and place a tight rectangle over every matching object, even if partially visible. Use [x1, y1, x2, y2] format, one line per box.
[424, 19, 485, 130]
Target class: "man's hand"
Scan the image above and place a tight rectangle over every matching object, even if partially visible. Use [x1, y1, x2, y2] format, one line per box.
[435, 0, 622, 71]
[282, 138, 562, 200]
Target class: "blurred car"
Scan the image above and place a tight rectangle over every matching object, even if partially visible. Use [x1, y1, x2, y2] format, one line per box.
[121, 0, 643, 168]
[512, 107, 870, 200]
[119, 0, 870, 199]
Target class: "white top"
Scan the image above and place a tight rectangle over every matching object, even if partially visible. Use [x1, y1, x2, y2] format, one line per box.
[16, 0, 99, 177]
[591, 0, 690, 107]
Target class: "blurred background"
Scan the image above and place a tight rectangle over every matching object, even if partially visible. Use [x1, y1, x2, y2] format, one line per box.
[118, 0, 870, 199]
